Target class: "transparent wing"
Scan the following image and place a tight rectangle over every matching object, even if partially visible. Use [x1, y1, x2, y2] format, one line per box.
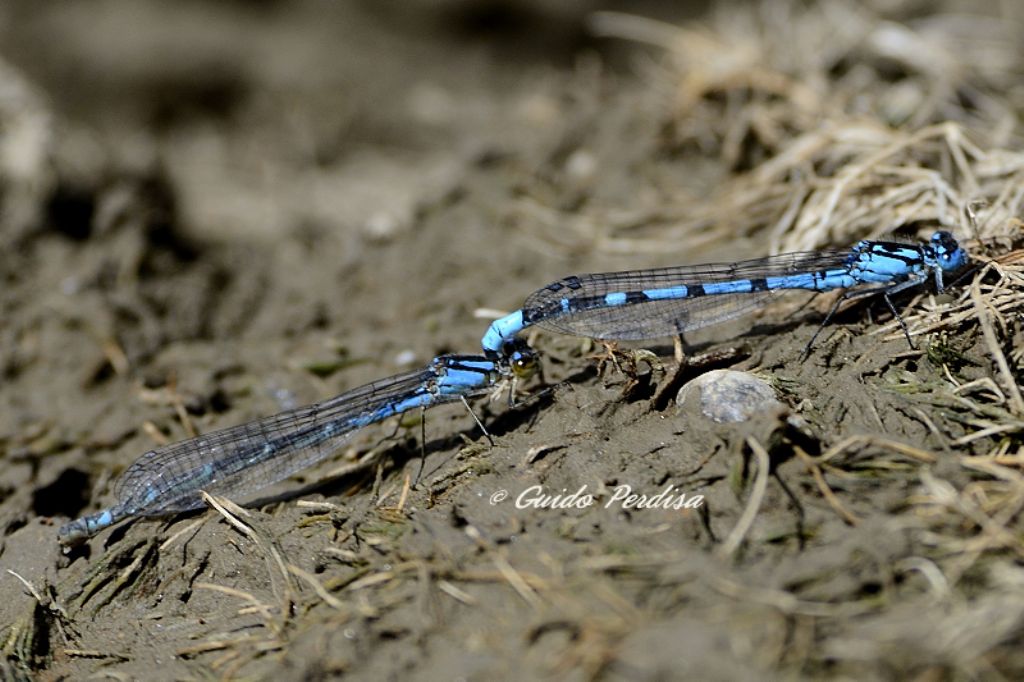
[523, 249, 852, 339]
[114, 366, 440, 515]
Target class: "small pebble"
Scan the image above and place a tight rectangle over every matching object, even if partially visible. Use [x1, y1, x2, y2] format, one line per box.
[676, 370, 783, 423]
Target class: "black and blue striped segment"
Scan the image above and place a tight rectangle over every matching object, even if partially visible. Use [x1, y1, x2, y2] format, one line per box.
[482, 230, 968, 355]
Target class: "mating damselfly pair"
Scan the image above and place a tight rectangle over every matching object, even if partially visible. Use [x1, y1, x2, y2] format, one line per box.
[60, 231, 968, 546]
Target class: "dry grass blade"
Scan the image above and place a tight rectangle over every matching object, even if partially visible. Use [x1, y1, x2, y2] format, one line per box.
[718, 437, 771, 558]
[202, 492, 296, 621]
[194, 582, 277, 631]
[969, 272, 1024, 416]
[493, 553, 543, 610]
[287, 564, 347, 613]
[794, 446, 861, 525]
[816, 435, 937, 466]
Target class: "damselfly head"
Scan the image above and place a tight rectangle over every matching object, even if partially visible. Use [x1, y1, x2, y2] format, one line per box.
[502, 338, 539, 380]
[511, 352, 538, 380]
[929, 230, 969, 271]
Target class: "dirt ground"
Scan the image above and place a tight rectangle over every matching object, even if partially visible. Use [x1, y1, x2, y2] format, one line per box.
[2, 0, 1024, 679]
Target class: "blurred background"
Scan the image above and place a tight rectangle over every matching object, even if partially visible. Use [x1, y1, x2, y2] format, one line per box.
[3, 1, 1024, 679]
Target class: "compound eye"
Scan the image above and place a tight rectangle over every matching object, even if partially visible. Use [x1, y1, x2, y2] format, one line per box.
[501, 338, 539, 379]
[932, 230, 955, 250]
[512, 352, 538, 379]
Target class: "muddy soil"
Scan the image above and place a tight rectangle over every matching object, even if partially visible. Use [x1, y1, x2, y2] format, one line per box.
[2, 1, 1023, 680]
